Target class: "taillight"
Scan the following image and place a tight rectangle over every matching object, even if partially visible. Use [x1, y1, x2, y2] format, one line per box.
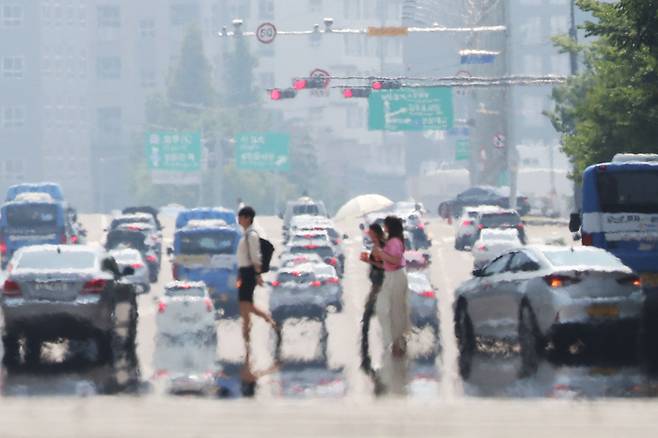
[204, 298, 214, 312]
[82, 278, 107, 294]
[172, 263, 180, 280]
[71, 235, 79, 244]
[517, 223, 524, 229]
[311, 280, 322, 287]
[146, 255, 158, 263]
[581, 232, 593, 246]
[305, 245, 318, 249]
[158, 301, 167, 313]
[478, 245, 487, 251]
[326, 257, 337, 266]
[131, 263, 144, 269]
[3, 279, 21, 296]
[478, 224, 485, 229]
[271, 280, 281, 287]
[419, 290, 435, 298]
[325, 277, 340, 284]
[462, 220, 473, 226]
[543, 274, 581, 288]
[60, 233, 68, 244]
[0, 241, 6, 256]
[618, 275, 641, 287]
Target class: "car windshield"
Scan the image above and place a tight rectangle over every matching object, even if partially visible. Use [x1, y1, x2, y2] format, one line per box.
[597, 170, 658, 214]
[179, 231, 235, 255]
[277, 271, 315, 283]
[543, 249, 627, 269]
[106, 232, 146, 251]
[6, 204, 58, 228]
[290, 246, 334, 259]
[165, 287, 205, 298]
[16, 250, 97, 270]
[293, 204, 320, 215]
[408, 275, 429, 290]
[480, 213, 520, 227]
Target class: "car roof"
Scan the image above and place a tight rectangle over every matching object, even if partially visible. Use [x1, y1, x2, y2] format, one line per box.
[280, 264, 316, 274]
[165, 280, 207, 290]
[114, 213, 153, 221]
[16, 244, 103, 258]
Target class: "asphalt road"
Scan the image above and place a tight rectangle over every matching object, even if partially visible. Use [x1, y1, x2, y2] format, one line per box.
[1, 213, 658, 437]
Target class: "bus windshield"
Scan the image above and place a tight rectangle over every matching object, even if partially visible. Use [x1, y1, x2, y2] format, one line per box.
[179, 231, 235, 255]
[597, 171, 658, 214]
[6, 204, 59, 228]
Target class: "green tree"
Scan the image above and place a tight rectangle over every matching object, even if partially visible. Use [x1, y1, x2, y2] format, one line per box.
[548, 0, 658, 180]
[168, 26, 216, 107]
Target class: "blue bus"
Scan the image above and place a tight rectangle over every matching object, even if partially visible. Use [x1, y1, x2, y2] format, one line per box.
[172, 219, 242, 317]
[571, 157, 658, 274]
[0, 195, 68, 267]
[175, 208, 237, 230]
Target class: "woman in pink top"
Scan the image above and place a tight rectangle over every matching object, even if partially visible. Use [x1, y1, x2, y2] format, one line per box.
[372, 216, 410, 358]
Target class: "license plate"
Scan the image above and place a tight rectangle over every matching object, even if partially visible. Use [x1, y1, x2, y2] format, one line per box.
[33, 282, 67, 292]
[587, 304, 619, 319]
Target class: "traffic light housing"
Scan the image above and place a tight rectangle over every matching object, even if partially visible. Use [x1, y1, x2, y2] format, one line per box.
[270, 88, 297, 100]
[293, 77, 326, 90]
[343, 87, 371, 98]
[371, 79, 402, 90]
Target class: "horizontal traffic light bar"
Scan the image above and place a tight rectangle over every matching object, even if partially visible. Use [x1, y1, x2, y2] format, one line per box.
[342, 87, 371, 98]
[269, 88, 297, 100]
[292, 77, 327, 90]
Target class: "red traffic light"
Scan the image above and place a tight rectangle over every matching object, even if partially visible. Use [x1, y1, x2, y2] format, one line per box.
[343, 88, 371, 98]
[371, 80, 402, 90]
[293, 79, 307, 90]
[270, 88, 296, 100]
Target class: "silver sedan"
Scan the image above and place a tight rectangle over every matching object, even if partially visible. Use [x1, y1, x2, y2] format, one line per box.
[454, 246, 644, 367]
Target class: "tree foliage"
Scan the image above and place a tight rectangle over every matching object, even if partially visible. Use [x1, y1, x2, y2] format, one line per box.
[548, 0, 658, 180]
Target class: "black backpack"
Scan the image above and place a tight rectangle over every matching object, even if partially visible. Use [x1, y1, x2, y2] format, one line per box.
[248, 230, 275, 273]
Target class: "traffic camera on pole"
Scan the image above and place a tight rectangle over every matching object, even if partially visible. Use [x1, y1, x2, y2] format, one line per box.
[371, 79, 402, 90]
[270, 88, 297, 100]
[343, 87, 371, 98]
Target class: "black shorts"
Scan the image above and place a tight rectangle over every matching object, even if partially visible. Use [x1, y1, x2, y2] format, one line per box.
[238, 267, 257, 303]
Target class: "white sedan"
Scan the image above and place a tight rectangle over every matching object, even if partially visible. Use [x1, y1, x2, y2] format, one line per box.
[110, 248, 150, 293]
[454, 246, 644, 367]
[471, 228, 523, 269]
[156, 281, 216, 343]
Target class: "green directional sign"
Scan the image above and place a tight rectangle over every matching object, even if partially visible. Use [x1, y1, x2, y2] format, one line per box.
[145, 131, 201, 172]
[235, 132, 290, 172]
[368, 87, 454, 131]
[455, 139, 471, 161]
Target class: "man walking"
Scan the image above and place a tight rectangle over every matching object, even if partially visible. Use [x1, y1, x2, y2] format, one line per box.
[237, 206, 277, 350]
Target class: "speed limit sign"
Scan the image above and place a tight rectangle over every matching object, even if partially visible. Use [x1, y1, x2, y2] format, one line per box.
[256, 22, 277, 44]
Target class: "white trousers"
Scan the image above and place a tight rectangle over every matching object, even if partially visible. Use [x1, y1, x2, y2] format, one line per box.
[376, 268, 410, 349]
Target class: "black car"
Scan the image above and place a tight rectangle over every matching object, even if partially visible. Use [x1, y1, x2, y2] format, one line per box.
[122, 206, 162, 231]
[105, 229, 160, 283]
[438, 186, 530, 218]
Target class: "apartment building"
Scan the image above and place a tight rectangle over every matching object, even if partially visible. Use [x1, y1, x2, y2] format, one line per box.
[0, 0, 226, 211]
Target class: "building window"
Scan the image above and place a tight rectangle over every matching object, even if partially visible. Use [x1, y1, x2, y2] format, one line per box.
[97, 107, 122, 135]
[258, 0, 274, 19]
[550, 15, 569, 35]
[170, 3, 200, 27]
[139, 18, 155, 37]
[96, 56, 121, 79]
[141, 70, 156, 88]
[97, 5, 120, 28]
[2, 56, 24, 78]
[2, 4, 23, 27]
[520, 16, 542, 46]
[523, 54, 542, 75]
[2, 106, 25, 128]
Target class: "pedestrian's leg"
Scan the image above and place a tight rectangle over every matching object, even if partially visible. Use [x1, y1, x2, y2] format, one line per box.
[251, 304, 276, 328]
[376, 278, 393, 350]
[390, 272, 410, 357]
[240, 302, 252, 349]
[361, 284, 379, 371]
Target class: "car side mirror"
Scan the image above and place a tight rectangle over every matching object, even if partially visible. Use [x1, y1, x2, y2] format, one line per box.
[472, 268, 485, 277]
[122, 266, 135, 277]
[359, 224, 365, 231]
[569, 213, 582, 233]
[343, 234, 349, 240]
[166, 247, 173, 256]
